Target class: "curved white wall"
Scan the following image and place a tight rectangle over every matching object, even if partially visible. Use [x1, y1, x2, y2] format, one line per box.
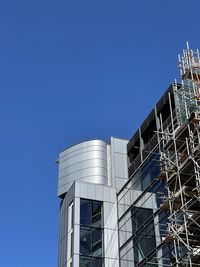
[58, 140, 108, 197]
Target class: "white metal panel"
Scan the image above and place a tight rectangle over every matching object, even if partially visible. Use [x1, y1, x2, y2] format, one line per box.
[58, 140, 108, 196]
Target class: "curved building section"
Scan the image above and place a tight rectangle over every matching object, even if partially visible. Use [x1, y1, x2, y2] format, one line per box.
[58, 140, 108, 197]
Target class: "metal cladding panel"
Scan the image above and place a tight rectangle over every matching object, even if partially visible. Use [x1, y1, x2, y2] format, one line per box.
[58, 140, 108, 196]
[110, 137, 128, 191]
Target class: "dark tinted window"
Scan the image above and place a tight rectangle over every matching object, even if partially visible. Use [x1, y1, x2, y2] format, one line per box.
[80, 199, 103, 267]
[80, 256, 92, 267]
[80, 199, 92, 226]
[80, 227, 92, 256]
[132, 207, 156, 265]
[92, 202, 102, 228]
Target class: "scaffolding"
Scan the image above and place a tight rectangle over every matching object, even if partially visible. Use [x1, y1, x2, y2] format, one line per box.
[159, 43, 200, 266]
[117, 44, 200, 267]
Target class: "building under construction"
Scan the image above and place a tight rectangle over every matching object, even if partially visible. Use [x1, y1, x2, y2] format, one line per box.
[57, 44, 200, 267]
[118, 43, 200, 267]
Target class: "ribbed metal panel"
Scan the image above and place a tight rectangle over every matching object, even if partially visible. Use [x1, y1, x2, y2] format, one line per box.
[58, 140, 108, 197]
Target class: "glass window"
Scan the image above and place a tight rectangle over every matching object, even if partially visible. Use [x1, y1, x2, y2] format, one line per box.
[132, 151, 160, 192]
[80, 199, 102, 228]
[92, 228, 102, 257]
[80, 199, 103, 267]
[68, 202, 74, 262]
[80, 256, 92, 267]
[91, 258, 103, 267]
[132, 207, 156, 265]
[92, 202, 102, 228]
[80, 257, 103, 267]
[80, 227, 92, 256]
[80, 199, 92, 226]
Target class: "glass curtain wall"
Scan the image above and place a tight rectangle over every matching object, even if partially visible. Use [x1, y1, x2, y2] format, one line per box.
[132, 151, 160, 192]
[132, 207, 156, 266]
[80, 199, 104, 267]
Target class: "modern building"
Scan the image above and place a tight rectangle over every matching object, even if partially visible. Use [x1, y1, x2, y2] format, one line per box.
[57, 44, 200, 267]
[57, 138, 129, 267]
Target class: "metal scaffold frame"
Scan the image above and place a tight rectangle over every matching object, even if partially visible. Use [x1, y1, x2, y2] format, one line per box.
[117, 44, 200, 267]
[158, 43, 200, 266]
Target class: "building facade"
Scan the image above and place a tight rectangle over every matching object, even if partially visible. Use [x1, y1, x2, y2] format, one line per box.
[57, 138, 128, 267]
[57, 44, 200, 267]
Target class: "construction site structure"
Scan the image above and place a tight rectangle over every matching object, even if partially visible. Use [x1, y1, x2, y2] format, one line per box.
[117, 44, 200, 267]
[159, 43, 200, 266]
[57, 44, 200, 267]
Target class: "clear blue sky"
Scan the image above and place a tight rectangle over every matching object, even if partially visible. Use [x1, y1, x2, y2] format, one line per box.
[0, 1, 199, 266]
